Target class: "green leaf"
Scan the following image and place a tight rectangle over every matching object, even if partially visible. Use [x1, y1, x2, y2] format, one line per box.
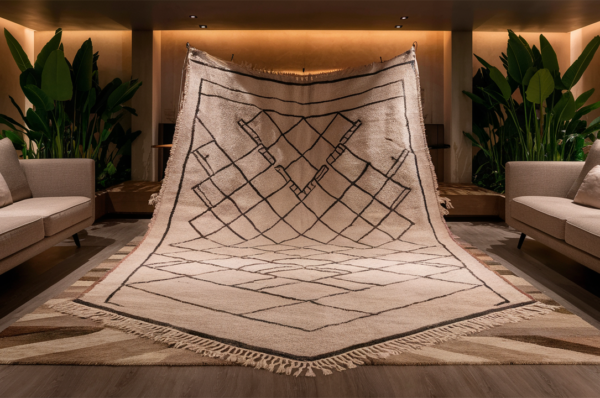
[9, 96, 26, 122]
[507, 29, 533, 84]
[19, 68, 39, 90]
[92, 78, 120, 115]
[464, 90, 485, 105]
[464, 132, 490, 155]
[73, 38, 93, 91]
[0, 114, 25, 132]
[4, 28, 33, 72]
[588, 115, 600, 127]
[105, 162, 117, 176]
[85, 87, 97, 110]
[519, 35, 533, 57]
[562, 35, 600, 90]
[107, 83, 128, 110]
[580, 122, 600, 138]
[122, 106, 138, 116]
[480, 87, 507, 106]
[23, 84, 54, 111]
[575, 88, 595, 109]
[34, 29, 62, 75]
[41, 50, 73, 101]
[107, 81, 143, 112]
[573, 100, 600, 121]
[525, 69, 555, 104]
[474, 55, 512, 100]
[522, 66, 538, 86]
[551, 92, 576, 122]
[1, 130, 26, 149]
[25, 108, 49, 133]
[540, 35, 560, 73]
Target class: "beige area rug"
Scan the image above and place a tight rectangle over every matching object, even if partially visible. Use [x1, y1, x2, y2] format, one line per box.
[17, 47, 572, 376]
[2, 235, 600, 369]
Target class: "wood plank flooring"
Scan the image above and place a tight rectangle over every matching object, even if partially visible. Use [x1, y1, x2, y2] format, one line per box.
[1, 219, 599, 397]
[447, 222, 600, 329]
[0, 218, 149, 331]
[1, 364, 600, 398]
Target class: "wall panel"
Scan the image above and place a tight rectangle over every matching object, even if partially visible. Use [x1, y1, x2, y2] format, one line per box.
[160, 30, 444, 125]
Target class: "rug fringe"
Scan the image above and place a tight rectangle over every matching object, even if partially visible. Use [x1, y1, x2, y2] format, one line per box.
[49, 301, 556, 377]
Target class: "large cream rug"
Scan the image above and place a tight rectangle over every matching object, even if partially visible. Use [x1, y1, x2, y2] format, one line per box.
[51, 47, 552, 376]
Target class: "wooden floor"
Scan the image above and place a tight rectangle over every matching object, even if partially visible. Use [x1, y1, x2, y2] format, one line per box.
[1, 219, 600, 397]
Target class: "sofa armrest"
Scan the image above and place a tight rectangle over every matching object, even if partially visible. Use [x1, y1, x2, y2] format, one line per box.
[505, 161, 583, 224]
[19, 159, 95, 201]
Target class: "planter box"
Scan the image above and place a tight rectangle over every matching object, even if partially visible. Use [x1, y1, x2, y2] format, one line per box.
[94, 181, 161, 220]
[439, 183, 504, 219]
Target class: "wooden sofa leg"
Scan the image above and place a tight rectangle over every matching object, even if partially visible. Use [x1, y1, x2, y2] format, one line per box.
[73, 233, 81, 248]
[517, 233, 526, 249]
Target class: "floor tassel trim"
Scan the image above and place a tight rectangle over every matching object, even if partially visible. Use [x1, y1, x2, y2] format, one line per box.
[49, 301, 556, 377]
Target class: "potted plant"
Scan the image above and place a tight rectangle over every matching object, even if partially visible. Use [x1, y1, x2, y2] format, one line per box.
[0, 28, 142, 190]
[464, 30, 600, 193]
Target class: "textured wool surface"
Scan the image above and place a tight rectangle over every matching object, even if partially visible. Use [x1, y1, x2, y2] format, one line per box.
[4, 234, 600, 368]
[52, 47, 551, 374]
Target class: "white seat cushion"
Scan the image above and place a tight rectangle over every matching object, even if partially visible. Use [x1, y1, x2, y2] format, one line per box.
[511, 196, 600, 240]
[0, 216, 44, 260]
[566, 217, 600, 259]
[0, 197, 92, 236]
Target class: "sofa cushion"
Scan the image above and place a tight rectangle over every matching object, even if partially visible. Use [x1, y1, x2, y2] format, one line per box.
[0, 197, 92, 236]
[0, 216, 44, 260]
[0, 173, 12, 208]
[0, 138, 32, 202]
[566, 217, 600, 259]
[574, 165, 600, 209]
[511, 196, 600, 240]
[567, 140, 600, 199]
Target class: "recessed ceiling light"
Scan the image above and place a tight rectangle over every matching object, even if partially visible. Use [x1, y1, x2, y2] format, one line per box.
[401, 16, 408, 20]
[395, 25, 403, 29]
[199, 25, 208, 29]
[189, 15, 197, 19]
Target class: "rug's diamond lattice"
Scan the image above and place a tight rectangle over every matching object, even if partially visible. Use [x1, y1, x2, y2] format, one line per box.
[127, 109, 486, 332]
[74, 50, 534, 365]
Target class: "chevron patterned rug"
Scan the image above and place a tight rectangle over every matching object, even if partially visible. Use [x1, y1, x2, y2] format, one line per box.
[51, 47, 552, 376]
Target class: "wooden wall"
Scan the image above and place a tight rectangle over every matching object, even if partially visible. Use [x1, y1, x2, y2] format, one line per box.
[159, 30, 445, 125]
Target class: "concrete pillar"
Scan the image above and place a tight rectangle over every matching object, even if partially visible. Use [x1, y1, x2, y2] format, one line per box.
[131, 30, 162, 182]
[443, 31, 473, 183]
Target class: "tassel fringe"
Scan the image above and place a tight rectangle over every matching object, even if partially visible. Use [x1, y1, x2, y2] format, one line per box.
[50, 301, 555, 377]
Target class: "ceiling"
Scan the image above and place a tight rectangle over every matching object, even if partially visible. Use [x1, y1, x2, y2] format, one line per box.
[1, 0, 600, 32]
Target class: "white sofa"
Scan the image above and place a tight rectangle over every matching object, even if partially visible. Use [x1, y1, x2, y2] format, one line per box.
[505, 142, 600, 274]
[0, 158, 95, 275]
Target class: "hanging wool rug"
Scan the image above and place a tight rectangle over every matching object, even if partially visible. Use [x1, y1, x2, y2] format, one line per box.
[52, 47, 553, 376]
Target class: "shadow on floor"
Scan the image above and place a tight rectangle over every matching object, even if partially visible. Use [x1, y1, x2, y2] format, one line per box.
[495, 234, 600, 299]
[449, 221, 600, 326]
[0, 234, 113, 319]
